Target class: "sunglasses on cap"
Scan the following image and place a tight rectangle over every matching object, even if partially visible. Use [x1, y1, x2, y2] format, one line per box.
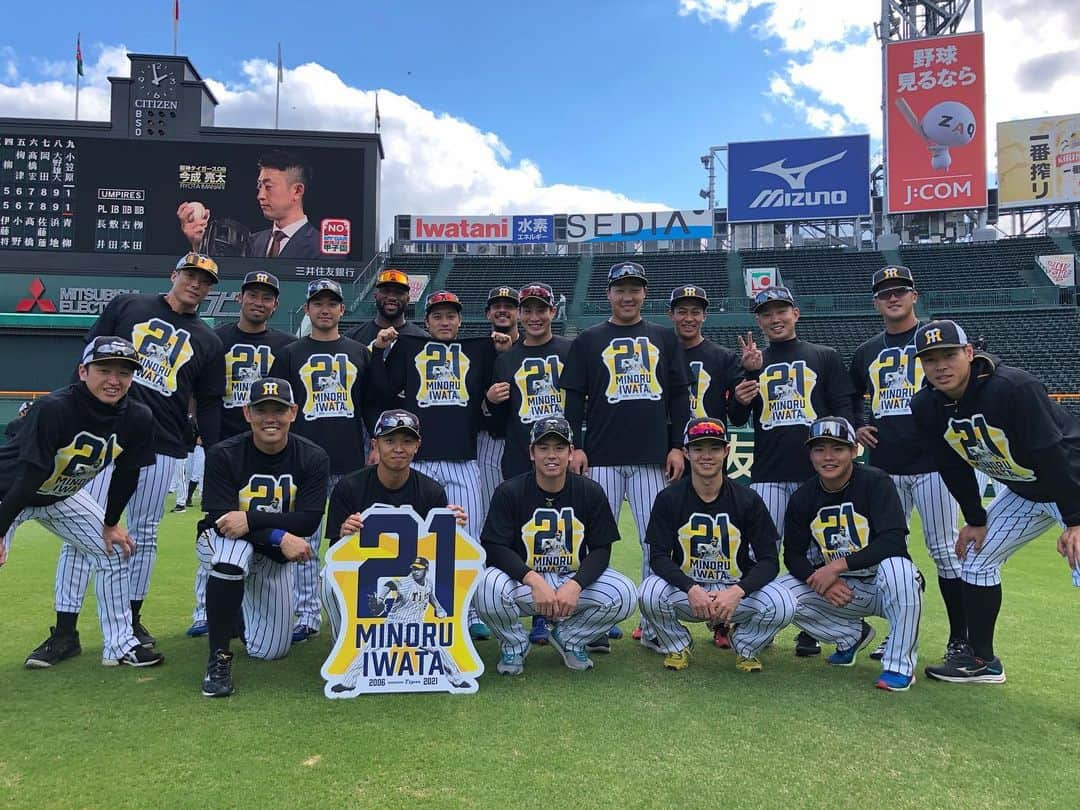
[806, 417, 856, 446]
[874, 286, 914, 301]
[684, 419, 729, 444]
[175, 252, 219, 276]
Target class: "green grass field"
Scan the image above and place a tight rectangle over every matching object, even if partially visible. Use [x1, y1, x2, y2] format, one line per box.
[2, 500, 1078, 808]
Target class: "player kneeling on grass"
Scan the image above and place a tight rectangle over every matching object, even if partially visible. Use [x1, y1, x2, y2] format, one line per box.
[638, 417, 796, 673]
[199, 378, 329, 698]
[475, 416, 637, 675]
[1, 337, 162, 668]
[776, 417, 924, 692]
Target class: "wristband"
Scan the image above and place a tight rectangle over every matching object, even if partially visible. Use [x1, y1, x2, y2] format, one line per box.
[268, 529, 286, 547]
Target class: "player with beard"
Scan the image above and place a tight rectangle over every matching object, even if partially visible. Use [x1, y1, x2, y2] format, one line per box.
[343, 268, 427, 346]
[477, 286, 521, 509]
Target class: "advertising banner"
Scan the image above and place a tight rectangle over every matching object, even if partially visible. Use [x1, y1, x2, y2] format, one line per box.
[565, 209, 712, 243]
[998, 114, 1080, 208]
[1037, 254, 1076, 286]
[727, 135, 871, 222]
[409, 215, 554, 243]
[885, 32, 987, 213]
[744, 267, 779, 296]
[321, 506, 485, 697]
[0, 133, 368, 259]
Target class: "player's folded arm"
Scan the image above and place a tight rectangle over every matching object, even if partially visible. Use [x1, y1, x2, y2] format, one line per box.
[245, 508, 326, 540]
[644, 491, 695, 591]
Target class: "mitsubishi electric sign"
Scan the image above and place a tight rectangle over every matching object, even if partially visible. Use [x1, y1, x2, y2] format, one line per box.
[727, 135, 871, 223]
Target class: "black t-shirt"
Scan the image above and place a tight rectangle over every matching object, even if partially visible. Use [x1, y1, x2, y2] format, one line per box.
[481, 471, 620, 589]
[216, 323, 296, 440]
[912, 356, 1080, 526]
[645, 476, 779, 594]
[0, 382, 155, 507]
[198, 432, 330, 559]
[685, 338, 743, 424]
[269, 335, 372, 475]
[728, 337, 855, 483]
[561, 320, 690, 466]
[371, 334, 498, 462]
[325, 466, 448, 545]
[490, 335, 573, 479]
[849, 323, 934, 475]
[87, 293, 225, 458]
[344, 319, 428, 348]
[783, 464, 909, 581]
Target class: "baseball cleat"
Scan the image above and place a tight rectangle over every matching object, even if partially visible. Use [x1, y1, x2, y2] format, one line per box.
[664, 645, 693, 671]
[132, 621, 157, 648]
[607, 625, 623, 640]
[827, 621, 876, 667]
[529, 616, 550, 645]
[291, 625, 319, 644]
[186, 621, 208, 638]
[24, 628, 81, 669]
[869, 635, 888, 661]
[735, 655, 763, 673]
[171, 504, 186, 513]
[925, 652, 1005, 684]
[794, 631, 821, 657]
[875, 671, 914, 691]
[497, 649, 527, 676]
[330, 683, 355, 694]
[631, 626, 643, 641]
[585, 636, 611, 654]
[202, 650, 235, 697]
[713, 623, 733, 649]
[549, 627, 594, 671]
[104, 645, 164, 667]
[638, 635, 665, 654]
[469, 621, 492, 641]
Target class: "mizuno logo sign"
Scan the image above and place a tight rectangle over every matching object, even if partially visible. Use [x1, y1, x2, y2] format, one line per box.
[747, 151, 850, 211]
[751, 151, 847, 190]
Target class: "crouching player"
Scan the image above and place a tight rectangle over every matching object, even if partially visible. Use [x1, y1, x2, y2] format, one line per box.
[198, 378, 329, 697]
[638, 417, 795, 673]
[778, 416, 924, 691]
[475, 416, 637, 675]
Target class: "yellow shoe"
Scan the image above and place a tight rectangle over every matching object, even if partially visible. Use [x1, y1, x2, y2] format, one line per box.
[663, 646, 692, 671]
[736, 655, 763, 673]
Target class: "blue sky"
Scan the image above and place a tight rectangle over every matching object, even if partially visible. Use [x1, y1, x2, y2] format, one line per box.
[1, 0, 1076, 224]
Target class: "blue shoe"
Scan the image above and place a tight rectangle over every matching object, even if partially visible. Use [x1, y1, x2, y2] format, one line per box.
[186, 621, 208, 638]
[876, 671, 915, 691]
[827, 621, 876, 667]
[549, 626, 594, 671]
[469, 621, 491, 641]
[497, 647, 528, 676]
[529, 616, 550, 645]
[292, 625, 319, 644]
[607, 625, 623, 640]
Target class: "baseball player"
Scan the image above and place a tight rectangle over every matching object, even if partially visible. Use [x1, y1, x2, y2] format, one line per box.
[560, 261, 691, 643]
[911, 320, 1080, 684]
[185, 270, 295, 637]
[268, 278, 374, 643]
[849, 266, 962, 663]
[171, 438, 204, 513]
[1, 337, 162, 668]
[321, 408, 467, 638]
[729, 285, 855, 657]
[777, 417, 924, 692]
[476, 285, 520, 508]
[342, 267, 427, 346]
[639, 417, 796, 672]
[56, 252, 225, 649]
[475, 416, 638, 675]
[199, 377, 330, 697]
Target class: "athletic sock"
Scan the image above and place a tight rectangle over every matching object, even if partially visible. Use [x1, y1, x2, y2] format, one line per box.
[187, 480, 199, 504]
[131, 599, 143, 624]
[938, 576, 967, 643]
[206, 573, 244, 654]
[961, 581, 1001, 660]
[55, 611, 79, 636]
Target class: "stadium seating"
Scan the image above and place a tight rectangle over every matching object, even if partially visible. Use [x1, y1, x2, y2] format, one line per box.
[443, 255, 581, 306]
[899, 236, 1057, 290]
[380, 253, 444, 277]
[737, 248, 885, 296]
[703, 314, 883, 368]
[585, 251, 729, 302]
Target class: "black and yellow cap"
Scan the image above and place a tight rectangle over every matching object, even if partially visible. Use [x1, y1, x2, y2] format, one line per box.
[247, 377, 295, 407]
[175, 252, 219, 283]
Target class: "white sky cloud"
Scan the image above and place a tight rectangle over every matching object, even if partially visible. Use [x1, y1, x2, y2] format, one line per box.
[0, 43, 664, 241]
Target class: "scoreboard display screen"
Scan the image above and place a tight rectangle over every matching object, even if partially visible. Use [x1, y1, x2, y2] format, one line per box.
[0, 133, 366, 262]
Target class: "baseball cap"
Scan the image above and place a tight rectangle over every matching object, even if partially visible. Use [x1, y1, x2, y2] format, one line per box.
[752, 285, 796, 313]
[306, 278, 344, 302]
[375, 268, 410, 289]
[17, 401, 30, 417]
[529, 416, 573, 445]
[372, 408, 422, 439]
[247, 377, 295, 407]
[409, 556, 430, 570]
[683, 417, 729, 446]
[81, 336, 142, 370]
[669, 284, 709, 309]
[607, 261, 648, 287]
[425, 290, 462, 314]
[486, 286, 519, 307]
[872, 265, 915, 293]
[518, 282, 555, 307]
[805, 416, 857, 447]
[241, 270, 281, 295]
[914, 320, 969, 356]
[175, 252, 219, 283]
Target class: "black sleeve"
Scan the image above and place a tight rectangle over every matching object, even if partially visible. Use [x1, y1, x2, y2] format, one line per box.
[195, 395, 221, 448]
[782, 491, 816, 581]
[737, 492, 780, 594]
[480, 484, 529, 580]
[824, 348, 855, 423]
[104, 466, 140, 526]
[114, 412, 156, 471]
[913, 397, 986, 525]
[666, 336, 692, 449]
[564, 389, 586, 448]
[325, 476, 354, 544]
[14, 398, 65, 473]
[572, 544, 611, 590]
[0, 464, 51, 536]
[196, 338, 226, 447]
[1027, 444, 1080, 526]
[843, 474, 909, 570]
[645, 490, 694, 591]
[848, 351, 868, 429]
[1010, 383, 1080, 525]
[200, 445, 238, 516]
[727, 380, 760, 428]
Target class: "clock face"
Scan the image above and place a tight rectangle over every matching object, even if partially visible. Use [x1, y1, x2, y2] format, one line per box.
[135, 61, 179, 101]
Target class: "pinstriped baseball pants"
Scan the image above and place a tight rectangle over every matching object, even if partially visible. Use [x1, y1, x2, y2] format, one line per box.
[961, 486, 1064, 587]
[891, 472, 961, 579]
